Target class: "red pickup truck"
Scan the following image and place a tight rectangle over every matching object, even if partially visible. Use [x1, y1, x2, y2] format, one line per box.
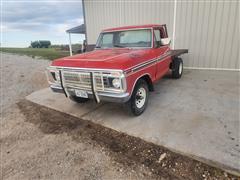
[46, 24, 188, 116]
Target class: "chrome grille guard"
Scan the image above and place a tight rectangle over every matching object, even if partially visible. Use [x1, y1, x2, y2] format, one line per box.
[59, 70, 103, 103]
[52, 67, 126, 103]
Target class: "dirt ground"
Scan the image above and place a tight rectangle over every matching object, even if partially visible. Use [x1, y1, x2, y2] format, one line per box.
[0, 53, 238, 180]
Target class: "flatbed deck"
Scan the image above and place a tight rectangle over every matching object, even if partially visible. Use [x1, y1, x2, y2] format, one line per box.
[169, 49, 188, 58]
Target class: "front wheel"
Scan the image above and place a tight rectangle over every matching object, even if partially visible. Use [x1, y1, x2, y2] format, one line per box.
[125, 79, 149, 116]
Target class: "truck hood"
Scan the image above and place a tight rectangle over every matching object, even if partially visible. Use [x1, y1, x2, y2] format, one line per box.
[51, 48, 155, 71]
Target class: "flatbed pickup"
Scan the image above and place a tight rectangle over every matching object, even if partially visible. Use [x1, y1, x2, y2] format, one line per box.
[46, 24, 188, 116]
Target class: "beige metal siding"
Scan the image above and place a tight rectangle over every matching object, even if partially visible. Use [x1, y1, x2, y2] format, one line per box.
[84, 0, 174, 45]
[175, 1, 239, 69]
[84, 0, 239, 69]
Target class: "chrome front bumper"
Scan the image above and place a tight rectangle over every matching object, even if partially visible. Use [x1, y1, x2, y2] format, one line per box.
[50, 84, 130, 103]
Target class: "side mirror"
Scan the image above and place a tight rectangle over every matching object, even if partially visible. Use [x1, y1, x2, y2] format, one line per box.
[161, 38, 171, 45]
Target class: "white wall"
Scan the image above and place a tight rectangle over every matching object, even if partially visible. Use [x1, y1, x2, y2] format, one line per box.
[83, 0, 239, 69]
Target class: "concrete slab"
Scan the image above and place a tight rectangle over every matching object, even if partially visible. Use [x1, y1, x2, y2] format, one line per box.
[26, 88, 103, 117]
[26, 70, 240, 174]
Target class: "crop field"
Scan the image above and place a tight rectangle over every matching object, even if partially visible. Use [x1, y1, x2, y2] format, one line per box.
[0, 47, 70, 60]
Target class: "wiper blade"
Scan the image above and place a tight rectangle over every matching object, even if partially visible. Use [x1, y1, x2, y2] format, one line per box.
[113, 44, 125, 48]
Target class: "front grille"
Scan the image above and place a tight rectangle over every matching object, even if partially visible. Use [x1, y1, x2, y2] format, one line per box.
[63, 72, 81, 82]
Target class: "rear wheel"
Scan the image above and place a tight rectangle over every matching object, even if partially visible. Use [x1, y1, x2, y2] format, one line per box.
[125, 79, 149, 116]
[172, 57, 183, 79]
[69, 95, 89, 103]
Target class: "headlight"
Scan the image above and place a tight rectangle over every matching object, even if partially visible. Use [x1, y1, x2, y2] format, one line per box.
[46, 67, 60, 84]
[55, 71, 60, 81]
[112, 78, 121, 88]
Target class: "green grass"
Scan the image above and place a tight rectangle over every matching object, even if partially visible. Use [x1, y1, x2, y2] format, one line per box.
[0, 48, 70, 60]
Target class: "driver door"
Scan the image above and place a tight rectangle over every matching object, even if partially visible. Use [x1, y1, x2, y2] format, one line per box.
[153, 27, 171, 80]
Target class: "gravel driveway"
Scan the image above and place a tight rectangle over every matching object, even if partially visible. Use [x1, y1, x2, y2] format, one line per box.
[1, 53, 50, 114]
[0, 53, 154, 180]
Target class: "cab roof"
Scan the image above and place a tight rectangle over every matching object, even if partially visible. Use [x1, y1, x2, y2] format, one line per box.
[102, 24, 164, 32]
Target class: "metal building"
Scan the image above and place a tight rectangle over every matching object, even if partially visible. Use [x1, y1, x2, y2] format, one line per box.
[82, 0, 239, 70]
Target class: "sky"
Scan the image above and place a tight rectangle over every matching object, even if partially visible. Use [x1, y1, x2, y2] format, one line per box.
[1, 0, 85, 47]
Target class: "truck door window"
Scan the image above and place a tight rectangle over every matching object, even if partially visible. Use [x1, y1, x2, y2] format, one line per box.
[154, 27, 169, 47]
[154, 29, 161, 47]
[160, 26, 168, 38]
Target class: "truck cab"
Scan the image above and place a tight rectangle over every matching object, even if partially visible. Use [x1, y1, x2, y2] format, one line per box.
[46, 24, 187, 116]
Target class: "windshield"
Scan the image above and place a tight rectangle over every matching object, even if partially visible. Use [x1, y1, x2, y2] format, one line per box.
[96, 29, 152, 48]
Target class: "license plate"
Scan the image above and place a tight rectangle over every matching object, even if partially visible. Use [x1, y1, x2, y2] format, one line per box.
[75, 89, 88, 98]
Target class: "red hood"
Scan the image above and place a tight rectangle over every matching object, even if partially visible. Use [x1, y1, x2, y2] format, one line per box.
[51, 48, 155, 71]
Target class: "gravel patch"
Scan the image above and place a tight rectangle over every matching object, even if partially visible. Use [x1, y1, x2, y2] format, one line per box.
[1, 53, 50, 115]
[0, 53, 155, 180]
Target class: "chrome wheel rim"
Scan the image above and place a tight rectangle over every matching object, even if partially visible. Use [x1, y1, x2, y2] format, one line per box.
[179, 62, 183, 75]
[135, 87, 146, 109]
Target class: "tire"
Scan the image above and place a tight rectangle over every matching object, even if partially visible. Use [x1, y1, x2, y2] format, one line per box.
[69, 95, 89, 103]
[172, 57, 183, 79]
[125, 79, 149, 116]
